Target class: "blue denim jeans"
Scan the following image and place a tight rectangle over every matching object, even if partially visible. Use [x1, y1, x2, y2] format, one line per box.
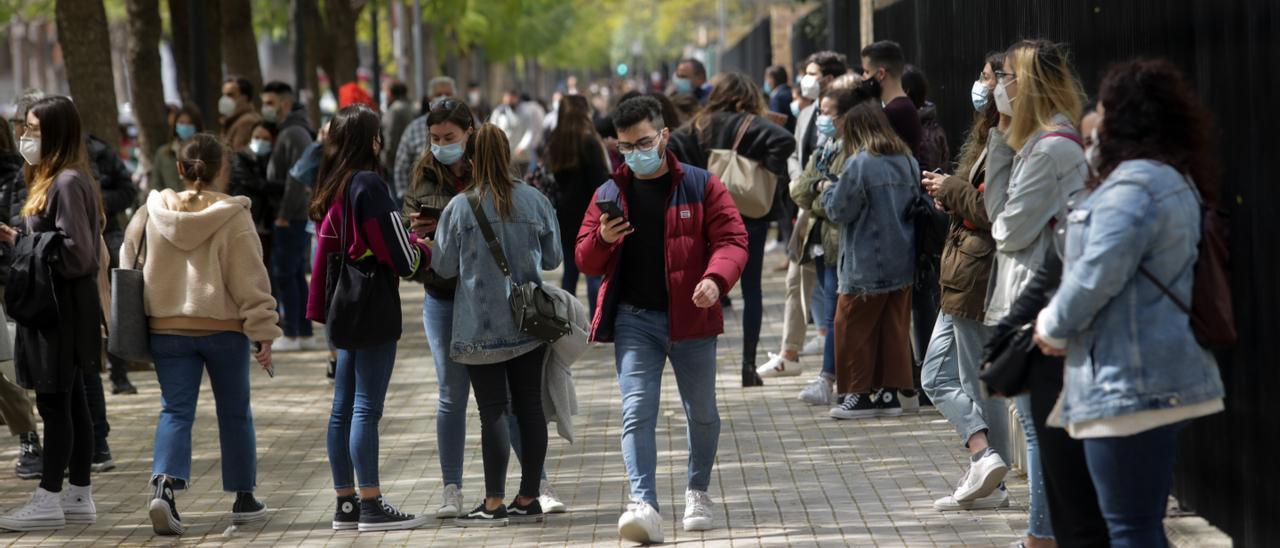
[150, 332, 256, 492]
[921, 313, 1010, 459]
[272, 220, 313, 338]
[423, 294, 546, 488]
[614, 305, 719, 512]
[816, 257, 837, 377]
[1016, 394, 1054, 539]
[328, 341, 397, 489]
[1084, 421, 1185, 548]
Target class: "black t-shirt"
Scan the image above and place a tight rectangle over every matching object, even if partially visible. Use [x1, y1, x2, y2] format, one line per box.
[883, 96, 923, 156]
[617, 171, 672, 311]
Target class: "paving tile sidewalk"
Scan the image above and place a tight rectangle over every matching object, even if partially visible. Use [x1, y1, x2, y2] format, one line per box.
[0, 258, 1038, 547]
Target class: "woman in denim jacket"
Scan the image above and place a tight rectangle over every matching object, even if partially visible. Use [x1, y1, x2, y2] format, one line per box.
[1034, 59, 1224, 548]
[432, 123, 563, 526]
[820, 99, 921, 419]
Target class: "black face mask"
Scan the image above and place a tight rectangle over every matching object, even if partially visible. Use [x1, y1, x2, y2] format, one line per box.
[859, 75, 883, 100]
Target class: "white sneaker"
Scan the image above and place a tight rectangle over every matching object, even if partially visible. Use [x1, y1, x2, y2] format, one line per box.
[299, 336, 327, 351]
[933, 484, 1009, 511]
[273, 337, 303, 352]
[953, 450, 1009, 503]
[900, 391, 920, 414]
[617, 499, 663, 544]
[682, 489, 715, 532]
[756, 352, 802, 378]
[0, 487, 65, 531]
[60, 484, 96, 525]
[764, 239, 781, 254]
[435, 484, 463, 519]
[539, 480, 566, 514]
[800, 335, 824, 356]
[798, 377, 834, 406]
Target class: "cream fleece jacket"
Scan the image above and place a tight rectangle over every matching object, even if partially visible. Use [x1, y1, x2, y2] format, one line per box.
[120, 189, 282, 342]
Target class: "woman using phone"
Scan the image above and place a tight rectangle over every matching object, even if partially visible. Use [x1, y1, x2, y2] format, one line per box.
[118, 133, 280, 535]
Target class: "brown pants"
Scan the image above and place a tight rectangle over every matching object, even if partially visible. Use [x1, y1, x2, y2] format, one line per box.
[834, 287, 914, 395]
[0, 370, 37, 436]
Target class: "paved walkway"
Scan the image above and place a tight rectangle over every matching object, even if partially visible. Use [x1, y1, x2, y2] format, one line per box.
[0, 254, 1038, 546]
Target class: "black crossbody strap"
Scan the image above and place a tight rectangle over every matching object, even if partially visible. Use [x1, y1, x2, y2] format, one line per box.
[467, 192, 511, 277]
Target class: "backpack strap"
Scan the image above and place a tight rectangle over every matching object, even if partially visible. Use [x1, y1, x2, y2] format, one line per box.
[467, 192, 512, 278]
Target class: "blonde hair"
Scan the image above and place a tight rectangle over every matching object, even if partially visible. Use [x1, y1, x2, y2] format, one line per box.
[466, 124, 516, 219]
[841, 101, 912, 157]
[1004, 40, 1085, 151]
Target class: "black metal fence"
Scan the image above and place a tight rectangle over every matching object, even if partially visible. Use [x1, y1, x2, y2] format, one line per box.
[719, 17, 773, 83]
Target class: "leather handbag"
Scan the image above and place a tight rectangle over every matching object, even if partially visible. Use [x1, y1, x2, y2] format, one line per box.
[468, 192, 571, 343]
[325, 186, 402, 350]
[979, 322, 1037, 397]
[707, 114, 777, 219]
[108, 222, 151, 362]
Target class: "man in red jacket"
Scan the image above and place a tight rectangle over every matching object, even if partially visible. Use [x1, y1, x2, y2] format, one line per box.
[576, 96, 748, 545]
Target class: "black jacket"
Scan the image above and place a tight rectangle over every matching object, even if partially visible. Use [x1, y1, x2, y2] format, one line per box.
[86, 134, 138, 236]
[668, 111, 796, 218]
[550, 139, 611, 256]
[10, 232, 102, 393]
[0, 153, 26, 284]
[229, 151, 283, 235]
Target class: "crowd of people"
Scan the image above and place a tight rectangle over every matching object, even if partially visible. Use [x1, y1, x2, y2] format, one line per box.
[0, 35, 1226, 548]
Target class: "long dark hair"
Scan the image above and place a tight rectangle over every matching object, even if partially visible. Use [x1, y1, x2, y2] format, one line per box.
[956, 51, 1004, 177]
[466, 124, 516, 219]
[411, 97, 475, 190]
[309, 104, 382, 221]
[1095, 58, 1218, 203]
[547, 95, 601, 172]
[692, 72, 766, 140]
[22, 96, 96, 217]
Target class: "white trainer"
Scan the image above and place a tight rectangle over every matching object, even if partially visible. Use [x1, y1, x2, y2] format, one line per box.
[798, 376, 834, 406]
[800, 335, 824, 356]
[933, 484, 1009, 511]
[0, 487, 65, 531]
[617, 499, 663, 544]
[539, 480, 566, 514]
[682, 489, 715, 532]
[299, 336, 328, 351]
[273, 337, 302, 352]
[756, 352, 802, 378]
[435, 484, 463, 519]
[953, 450, 1009, 503]
[60, 484, 96, 525]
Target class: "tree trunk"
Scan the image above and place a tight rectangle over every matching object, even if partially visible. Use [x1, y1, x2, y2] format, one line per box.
[126, 0, 170, 175]
[204, 0, 224, 133]
[221, 0, 263, 99]
[168, 0, 192, 104]
[325, 0, 360, 88]
[297, 0, 325, 126]
[55, 0, 120, 149]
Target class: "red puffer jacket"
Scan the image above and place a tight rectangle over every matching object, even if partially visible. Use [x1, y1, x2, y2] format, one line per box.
[576, 150, 749, 342]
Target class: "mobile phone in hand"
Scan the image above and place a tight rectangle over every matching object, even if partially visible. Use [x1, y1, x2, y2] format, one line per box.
[596, 200, 626, 222]
[253, 342, 274, 378]
[418, 205, 443, 220]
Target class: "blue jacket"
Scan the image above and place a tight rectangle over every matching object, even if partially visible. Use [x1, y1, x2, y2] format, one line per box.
[432, 182, 563, 364]
[1040, 159, 1223, 424]
[821, 151, 920, 295]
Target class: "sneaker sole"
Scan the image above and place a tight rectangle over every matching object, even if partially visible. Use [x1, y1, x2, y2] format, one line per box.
[232, 508, 267, 525]
[934, 497, 1010, 512]
[14, 471, 42, 480]
[453, 517, 509, 528]
[90, 461, 116, 473]
[683, 516, 713, 531]
[148, 499, 185, 535]
[64, 511, 96, 525]
[332, 520, 358, 531]
[358, 515, 430, 532]
[618, 521, 661, 544]
[955, 464, 1009, 503]
[434, 508, 460, 519]
[0, 517, 66, 531]
[830, 410, 879, 420]
[508, 514, 544, 524]
[878, 408, 904, 417]
[541, 503, 566, 514]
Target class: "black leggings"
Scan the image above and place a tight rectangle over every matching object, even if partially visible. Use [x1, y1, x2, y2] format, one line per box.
[740, 217, 770, 370]
[1027, 354, 1110, 547]
[35, 370, 94, 492]
[467, 346, 547, 499]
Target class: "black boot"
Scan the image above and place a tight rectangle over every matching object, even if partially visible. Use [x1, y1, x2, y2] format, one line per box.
[742, 366, 764, 387]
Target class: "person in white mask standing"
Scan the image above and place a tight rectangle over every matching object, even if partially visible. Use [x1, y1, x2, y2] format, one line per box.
[218, 76, 261, 152]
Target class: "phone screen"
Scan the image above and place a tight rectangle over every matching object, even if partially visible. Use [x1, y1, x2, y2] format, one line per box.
[418, 205, 443, 220]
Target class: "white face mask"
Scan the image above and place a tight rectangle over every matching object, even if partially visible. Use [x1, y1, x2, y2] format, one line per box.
[261, 105, 279, 124]
[218, 95, 237, 117]
[18, 137, 39, 166]
[800, 75, 821, 100]
[994, 79, 1015, 116]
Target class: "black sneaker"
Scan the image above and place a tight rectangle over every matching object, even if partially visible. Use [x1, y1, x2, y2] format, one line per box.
[875, 388, 903, 417]
[90, 449, 115, 473]
[15, 432, 42, 480]
[506, 497, 544, 524]
[148, 477, 185, 535]
[332, 494, 359, 531]
[455, 503, 509, 527]
[829, 393, 878, 420]
[111, 378, 138, 395]
[358, 495, 429, 532]
[231, 492, 267, 525]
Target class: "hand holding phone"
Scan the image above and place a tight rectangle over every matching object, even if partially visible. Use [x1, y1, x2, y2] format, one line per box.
[253, 342, 274, 377]
[596, 200, 633, 244]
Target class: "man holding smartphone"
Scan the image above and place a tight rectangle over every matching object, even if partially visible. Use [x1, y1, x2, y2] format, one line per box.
[575, 96, 748, 544]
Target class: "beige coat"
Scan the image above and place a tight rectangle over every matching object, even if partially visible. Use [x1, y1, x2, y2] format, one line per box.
[120, 190, 281, 342]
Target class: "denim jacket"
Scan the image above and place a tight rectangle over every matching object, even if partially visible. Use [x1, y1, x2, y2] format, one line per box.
[1039, 159, 1223, 424]
[821, 150, 920, 295]
[432, 181, 563, 364]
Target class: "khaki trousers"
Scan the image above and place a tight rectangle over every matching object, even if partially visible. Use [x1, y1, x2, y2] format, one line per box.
[834, 287, 914, 395]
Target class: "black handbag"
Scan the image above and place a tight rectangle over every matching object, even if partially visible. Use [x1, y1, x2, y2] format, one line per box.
[108, 220, 151, 362]
[5, 232, 63, 329]
[467, 192, 570, 343]
[979, 322, 1038, 397]
[325, 186, 402, 350]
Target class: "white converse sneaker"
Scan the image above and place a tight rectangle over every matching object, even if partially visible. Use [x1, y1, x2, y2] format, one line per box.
[617, 498, 663, 544]
[682, 489, 715, 532]
[800, 335, 824, 356]
[953, 449, 1009, 503]
[60, 484, 96, 525]
[756, 352, 802, 378]
[539, 480, 566, 514]
[0, 487, 66, 531]
[798, 376, 834, 406]
[933, 484, 1009, 511]
[435, 484, 463, 519]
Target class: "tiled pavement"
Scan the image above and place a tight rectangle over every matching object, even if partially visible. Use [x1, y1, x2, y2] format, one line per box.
[0, 255, 1042, 547]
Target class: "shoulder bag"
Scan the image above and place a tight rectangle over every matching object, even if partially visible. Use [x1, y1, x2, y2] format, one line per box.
[978, 322, 1037, 397]
[325, 186, 402, 349]
[707, 114, 777, 219]
[108, 218, 151, 362]
[467, 192, 571, 343]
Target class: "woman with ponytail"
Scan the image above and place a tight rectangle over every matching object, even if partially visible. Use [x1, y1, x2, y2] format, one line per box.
[117, 132, 281, 535]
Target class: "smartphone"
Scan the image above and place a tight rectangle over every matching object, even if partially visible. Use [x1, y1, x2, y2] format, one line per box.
[254, 342, 274, 378]
[596, 200, 626, 222]
[417, 205, 443, 220]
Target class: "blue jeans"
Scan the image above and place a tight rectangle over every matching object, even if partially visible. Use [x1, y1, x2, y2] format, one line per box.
[921, 313, 1010, 458]
[423, 294, 545, 488]
[810, 259, 834, 332]
[614, 305, 719, 511]
[150, 332, 256, 492]
[328, 341, 397, 489]
[272, 221, 313, 338]
[815, 257, 837, 377]
[1016, 394, 1054, 539]
[1084, 422, 1184, 548]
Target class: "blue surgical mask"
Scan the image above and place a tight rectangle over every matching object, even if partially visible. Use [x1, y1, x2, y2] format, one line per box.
[970, 80, 990, 111]
[623, 141, 664, 176]
[816, 115, 837, 138]
[175, 123, 196, 141]
[673, 77, 693, 95]
[763, 81, 773, 95]
[249, 138, 272, 157]
[432, 141, 464, 165]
